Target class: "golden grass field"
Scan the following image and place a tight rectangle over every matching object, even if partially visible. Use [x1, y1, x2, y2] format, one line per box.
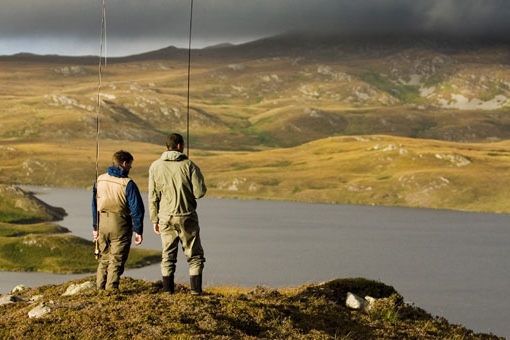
[1, 135, 510, 214]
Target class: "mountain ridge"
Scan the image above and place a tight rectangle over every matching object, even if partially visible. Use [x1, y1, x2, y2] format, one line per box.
[2, 31, 510, 61]
[2, 32, 509, 148]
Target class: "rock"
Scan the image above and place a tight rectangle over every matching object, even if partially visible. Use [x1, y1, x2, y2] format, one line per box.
[28, 302, 52, 319]
[0, 295, 23, 306]
[11, 284, 26, 293]
[345, 292, 376, 312]
[346, 292, 367, 310]
[364, 295, 376, 311]
[30, 295, 44, 302]
[62, 281, 95, 296]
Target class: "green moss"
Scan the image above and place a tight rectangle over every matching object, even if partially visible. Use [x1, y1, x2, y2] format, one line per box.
[0, 277, 500, 339]
[0, 233, 160, 273]
[260, 179, 280, 186]
[359, 70, 421, 103]
[0, 222, 68, 237]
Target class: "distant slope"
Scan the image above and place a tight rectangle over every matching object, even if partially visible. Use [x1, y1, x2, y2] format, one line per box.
[1, 33, 509, 150]
[1, 135, 510, 214]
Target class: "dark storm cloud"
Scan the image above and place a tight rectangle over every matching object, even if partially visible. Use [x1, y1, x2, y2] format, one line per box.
[188, 0, 510, 41]
[1, 0, 509, 56]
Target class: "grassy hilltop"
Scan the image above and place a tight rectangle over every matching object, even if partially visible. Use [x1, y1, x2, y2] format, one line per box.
[0, 277, 503, 339]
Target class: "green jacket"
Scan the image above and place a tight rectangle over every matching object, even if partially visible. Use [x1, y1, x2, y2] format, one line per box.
[148, 151, 207, 225]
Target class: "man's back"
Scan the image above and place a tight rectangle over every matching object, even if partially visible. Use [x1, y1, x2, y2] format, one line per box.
[148, 150, 206, 224]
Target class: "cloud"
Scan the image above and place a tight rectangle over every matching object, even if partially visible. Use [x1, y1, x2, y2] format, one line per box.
[0, 0, 508, 56]
[422, 0, 510, 37]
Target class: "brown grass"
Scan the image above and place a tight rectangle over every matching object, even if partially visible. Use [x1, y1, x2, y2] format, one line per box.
[2, 135, 510, 214]
[0, 277, 502, 339]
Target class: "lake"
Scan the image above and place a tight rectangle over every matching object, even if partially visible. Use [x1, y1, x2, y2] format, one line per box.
[1, 186, 509, 338]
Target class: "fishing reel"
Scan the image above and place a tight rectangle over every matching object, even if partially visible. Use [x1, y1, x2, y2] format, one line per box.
[94, 248, 100, 260]
[94, 241, 101, 260]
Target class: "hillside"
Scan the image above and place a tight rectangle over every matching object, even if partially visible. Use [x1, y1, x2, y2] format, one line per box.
[1, 33, 510, 149]
[1, 135, 510, 214]
[0, 277, 502, 339]
[1, 33, 510, 213]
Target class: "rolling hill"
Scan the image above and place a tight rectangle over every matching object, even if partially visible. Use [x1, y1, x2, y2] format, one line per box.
[1, 32, 510, 212]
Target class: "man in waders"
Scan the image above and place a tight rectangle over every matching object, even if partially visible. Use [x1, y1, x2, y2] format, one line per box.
[148, 133, 207, 294]
[92, 150, 144, 290]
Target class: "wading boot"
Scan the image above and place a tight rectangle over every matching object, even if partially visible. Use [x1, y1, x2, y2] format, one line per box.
[162, 275, 174, 294]
[190, 274, 202, 295]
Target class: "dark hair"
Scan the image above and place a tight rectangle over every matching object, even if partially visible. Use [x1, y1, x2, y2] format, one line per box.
[166, 133, 184, 150]
[112, 150, 134, 165]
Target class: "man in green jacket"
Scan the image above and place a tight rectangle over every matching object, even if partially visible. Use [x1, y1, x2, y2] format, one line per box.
[148, 133, 207, 294]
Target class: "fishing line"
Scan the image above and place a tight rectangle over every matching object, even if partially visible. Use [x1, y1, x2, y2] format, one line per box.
[186, 0, 194, 156]
[96, 0, 107, 180]
[94, 0, 107, 260]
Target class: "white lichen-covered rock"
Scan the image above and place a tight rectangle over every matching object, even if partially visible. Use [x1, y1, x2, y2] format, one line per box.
[28, 302, 52, 319]
[30, 295, 44, 302]
[364, 296, 376, 311]
[62, 281, 95, 296]
[346, 292, 368, 310]
[435, 153, 471, 167]
[0, 295, 23, 306]
[346, 292, 376, 312]
[11, 284, 26, 293]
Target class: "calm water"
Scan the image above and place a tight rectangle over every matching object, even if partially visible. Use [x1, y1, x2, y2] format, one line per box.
[1, 186, 509, 337]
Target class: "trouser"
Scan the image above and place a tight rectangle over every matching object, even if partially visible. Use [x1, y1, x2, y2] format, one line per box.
[160, 212, 205, 277]
[96, 212, 132, 290]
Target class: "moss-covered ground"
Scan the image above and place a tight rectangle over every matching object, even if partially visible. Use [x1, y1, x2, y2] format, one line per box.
[0, 277, 503, 339]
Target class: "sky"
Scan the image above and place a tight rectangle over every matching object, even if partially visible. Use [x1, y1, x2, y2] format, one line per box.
[0, 0, 509, 57]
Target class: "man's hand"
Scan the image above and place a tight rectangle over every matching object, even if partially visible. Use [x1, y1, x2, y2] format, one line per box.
[153, 223, 160, 235]
[93, 230, 99, 242]
[134, 233, 143, 245]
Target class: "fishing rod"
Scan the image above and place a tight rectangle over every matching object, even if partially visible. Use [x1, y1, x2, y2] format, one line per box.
[186, 0, 194, 156]
[94, 0, 107, 260]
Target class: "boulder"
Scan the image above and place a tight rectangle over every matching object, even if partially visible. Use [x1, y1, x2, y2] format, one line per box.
[30, 295, 44, 302]
[0, 295, 23, 306]
[11, 285, 26, 293]
[62, 281, 95, 296]
[345, 292, 376, 312]
[28, 302, 52, 319]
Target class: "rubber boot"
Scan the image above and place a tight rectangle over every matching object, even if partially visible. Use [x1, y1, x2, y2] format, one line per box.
[190, 274, 202, 295]
[162, 275, 174, 294]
